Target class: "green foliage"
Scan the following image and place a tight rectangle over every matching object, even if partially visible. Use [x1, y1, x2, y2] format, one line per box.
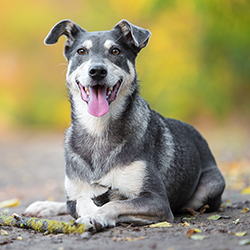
[0, 0, 249, 129]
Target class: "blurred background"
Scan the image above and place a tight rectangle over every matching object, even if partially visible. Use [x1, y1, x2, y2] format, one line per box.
[0, 0, 250, 205]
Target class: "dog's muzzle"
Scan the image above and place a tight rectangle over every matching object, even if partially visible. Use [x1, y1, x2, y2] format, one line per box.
[76, 64, 122, 117]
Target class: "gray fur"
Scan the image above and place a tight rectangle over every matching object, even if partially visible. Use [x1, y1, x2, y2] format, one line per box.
[43, 19, 225, 230]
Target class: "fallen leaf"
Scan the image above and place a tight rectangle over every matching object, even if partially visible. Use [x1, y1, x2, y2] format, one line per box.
[232, 232, 248, 237]
[149, 221, 173, 228]
[182, 217, 196, 221]
[0, 198, 20, 208]
[240, 207, 249, 213]
[238, 239, 250, 245]
[220, 200, 232, 208]
[181, 222, 190, 227]
[190, 235, 206, 240]
[0, 229, 8, 236]
[185, 228, 202, 236]
[241, 187, 250, 195]
[16, 236, 23, 241]
[193, 228, 202, 233]
[207, 214, 221, 220]
[233, 218, 240, 225]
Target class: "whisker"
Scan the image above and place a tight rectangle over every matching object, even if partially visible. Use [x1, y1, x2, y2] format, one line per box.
[114, 34, 124, 43]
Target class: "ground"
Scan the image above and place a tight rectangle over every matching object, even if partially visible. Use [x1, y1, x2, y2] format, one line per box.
[0, 125, 250, 250]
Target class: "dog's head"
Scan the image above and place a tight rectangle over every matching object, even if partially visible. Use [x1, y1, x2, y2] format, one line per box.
[44, 20, 151, 118]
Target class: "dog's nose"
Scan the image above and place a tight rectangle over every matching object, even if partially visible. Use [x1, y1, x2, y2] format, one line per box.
[89, 64, 107, 81]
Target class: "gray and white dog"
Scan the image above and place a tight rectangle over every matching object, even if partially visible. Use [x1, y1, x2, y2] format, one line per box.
[25, 19, 225, 230]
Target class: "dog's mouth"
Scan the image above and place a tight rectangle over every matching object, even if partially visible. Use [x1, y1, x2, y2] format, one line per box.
[76, 79, 122, 117]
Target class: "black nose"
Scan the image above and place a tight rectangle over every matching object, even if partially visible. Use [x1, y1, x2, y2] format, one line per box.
[89, 64, 107, 81]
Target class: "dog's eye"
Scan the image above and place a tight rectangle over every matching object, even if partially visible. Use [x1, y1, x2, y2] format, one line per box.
[77, 48, 86, 55]
[111, 48, 120, 55]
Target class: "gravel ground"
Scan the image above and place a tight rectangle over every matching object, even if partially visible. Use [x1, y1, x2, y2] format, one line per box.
[1, 128, 250, 250]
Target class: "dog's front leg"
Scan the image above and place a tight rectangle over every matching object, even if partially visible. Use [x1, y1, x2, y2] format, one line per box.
[86, 193, 174, 230]
[68, 196, 100, 226]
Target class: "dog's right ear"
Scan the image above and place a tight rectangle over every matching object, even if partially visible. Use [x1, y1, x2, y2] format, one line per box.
[44, 20, 85, 46]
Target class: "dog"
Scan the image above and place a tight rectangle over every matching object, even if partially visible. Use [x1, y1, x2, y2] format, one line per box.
[24, 19, 225, 231]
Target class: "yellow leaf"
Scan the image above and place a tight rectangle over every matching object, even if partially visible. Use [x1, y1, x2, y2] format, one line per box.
[0, 198, 20, 208]
[240, 207, 249, 213]
[149, 221, 173, 228]
[17, 236, 23, 241]
[185, 228, 202, 236]
[239, 239, 250, 245]
[241, 187, 250, 195]
[0, 229, 9, 236]
[220, 200, 232, 208]
[233, 218, 240, 224]
[190, 235, 205, 240]
[207, 214, 221, 220]
[193, 228, 202, 233]
[233, 232, 248, 237]
[178, 221, 191, 228]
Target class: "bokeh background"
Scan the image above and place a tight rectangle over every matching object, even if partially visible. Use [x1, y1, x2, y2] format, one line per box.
[1, 0, 250, 130]
[0, 0, 250, 204]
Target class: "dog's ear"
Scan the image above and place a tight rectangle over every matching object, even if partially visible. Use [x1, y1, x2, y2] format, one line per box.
[44, 20, 85, 46]
[114, 20, 151, 50]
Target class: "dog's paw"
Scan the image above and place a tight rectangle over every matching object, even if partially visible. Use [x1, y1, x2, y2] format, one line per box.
[76, 211, 116, 231]
[24, 201, 66, 217]
[91, 213, 116, 230]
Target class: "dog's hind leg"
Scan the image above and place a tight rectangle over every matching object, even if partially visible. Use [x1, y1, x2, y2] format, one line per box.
[182, 166, 225, 212]
[24, 201, 67, 217]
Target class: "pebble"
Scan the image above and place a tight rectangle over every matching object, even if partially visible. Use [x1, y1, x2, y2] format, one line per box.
[81, 232, 92, 240]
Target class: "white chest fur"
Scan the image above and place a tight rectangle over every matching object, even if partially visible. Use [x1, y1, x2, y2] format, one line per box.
[65, 161, 146, 200]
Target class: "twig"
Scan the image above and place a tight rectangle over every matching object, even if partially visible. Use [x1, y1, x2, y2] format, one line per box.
[0, 213, 85, 234]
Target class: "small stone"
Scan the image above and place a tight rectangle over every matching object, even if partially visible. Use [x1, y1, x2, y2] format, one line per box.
[81, 232, 92, 240]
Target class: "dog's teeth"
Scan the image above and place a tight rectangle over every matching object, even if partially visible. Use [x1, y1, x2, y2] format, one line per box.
[86, 90, 90, 96]
[108, 87, 113, 91]
[85, 87, 89, 91]
[107, 90, 111, 96]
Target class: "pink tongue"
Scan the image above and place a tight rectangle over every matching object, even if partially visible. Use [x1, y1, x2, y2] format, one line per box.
[88, 85, 109, 117]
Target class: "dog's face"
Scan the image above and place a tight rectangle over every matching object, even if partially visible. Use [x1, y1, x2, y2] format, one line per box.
[44, 20, 151, 117]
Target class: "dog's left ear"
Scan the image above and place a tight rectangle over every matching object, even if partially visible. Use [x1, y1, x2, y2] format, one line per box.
[44, 20, 85, 47]
[114, 20, 151, 50]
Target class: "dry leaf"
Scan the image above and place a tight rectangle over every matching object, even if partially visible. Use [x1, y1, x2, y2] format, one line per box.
[240, 207, 249, 213]
[0, 198, 20, 208]
[185, 228, 202, 236]
[149, 221, 173, 228]
[190, 235, 206, 240]
[17, 236, 23, 241]
[238, 239, 250, 245]
[232, 232, 248, 237]
[207, 214, 221, 220]
[241, 187, 250, 195]
[0, 229, 9, 236]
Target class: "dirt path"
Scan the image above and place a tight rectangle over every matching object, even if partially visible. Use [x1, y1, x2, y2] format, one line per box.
[1, 130, 250, 250]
